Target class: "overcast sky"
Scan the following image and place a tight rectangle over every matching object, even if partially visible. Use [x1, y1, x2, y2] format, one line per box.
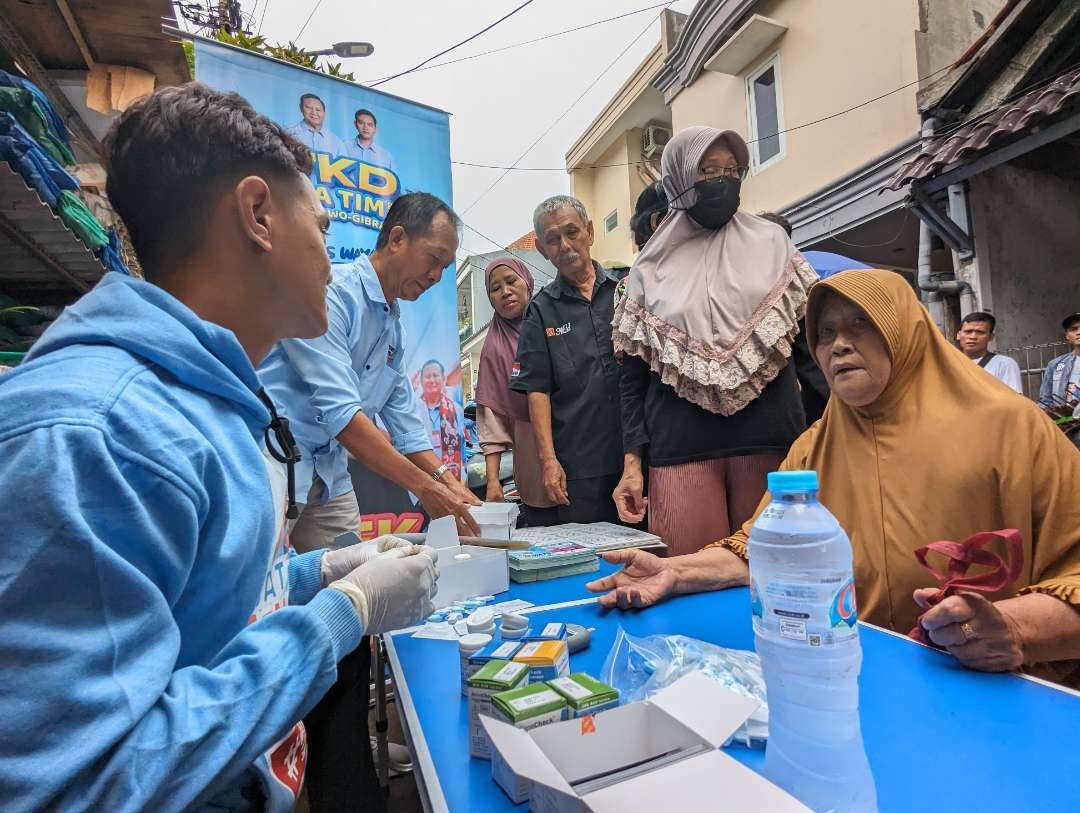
[246, 0, 697, 259]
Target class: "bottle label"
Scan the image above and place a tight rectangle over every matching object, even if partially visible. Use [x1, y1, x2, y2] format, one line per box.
[750, 573, 858, 646]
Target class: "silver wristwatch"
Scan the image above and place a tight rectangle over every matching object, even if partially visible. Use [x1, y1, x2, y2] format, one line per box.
[431, 463, 451, 482]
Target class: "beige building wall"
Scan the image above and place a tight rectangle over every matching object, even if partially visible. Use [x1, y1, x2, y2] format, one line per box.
[569, 130, 642, 264]
[669, 0, 921, 214]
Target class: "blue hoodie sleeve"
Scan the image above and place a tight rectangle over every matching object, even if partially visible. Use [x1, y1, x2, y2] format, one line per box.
[289, 549, 326, 604]
[0, 425, 362, 812]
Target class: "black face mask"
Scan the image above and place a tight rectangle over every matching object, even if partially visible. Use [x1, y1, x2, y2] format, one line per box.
[688, 177, 741, 230]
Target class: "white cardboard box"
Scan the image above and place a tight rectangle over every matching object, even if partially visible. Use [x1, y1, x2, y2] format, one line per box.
[469, 501, 520, 541]
[481, 671, 811, 813]
[432, 545, 509, 609]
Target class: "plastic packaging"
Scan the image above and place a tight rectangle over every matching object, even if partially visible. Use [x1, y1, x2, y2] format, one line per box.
[599, 627, 768, 748]
[748, 470, 876, 812]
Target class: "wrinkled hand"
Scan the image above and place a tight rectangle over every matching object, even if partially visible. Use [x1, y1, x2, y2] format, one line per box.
[320, 535, 417, 586]
[542, 457, 569, 506]
[485, 483, 506, 503]
[585, 549, 676, 609]
[419, 479, 482, 536]
[914, 589, 1026, 672]
[330, 546, 439, 634]
[612, 470, 647, 524]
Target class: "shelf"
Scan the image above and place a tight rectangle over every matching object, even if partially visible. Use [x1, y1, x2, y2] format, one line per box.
[0, 161, 105, 303]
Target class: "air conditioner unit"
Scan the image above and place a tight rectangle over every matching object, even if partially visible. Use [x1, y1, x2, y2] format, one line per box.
[642, 124, 672, 159]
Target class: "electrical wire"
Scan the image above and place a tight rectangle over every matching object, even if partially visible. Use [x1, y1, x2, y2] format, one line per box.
[295, 0, 324, 41]
[258, 0, 272, 34]
[459, 221, 552, 280]
[452, 55, 1080, 176]
[452, 62, 954, 173]
[362, 2, 670, 85]
[460, 3, 674, 216]
[369, 0, 539, 88]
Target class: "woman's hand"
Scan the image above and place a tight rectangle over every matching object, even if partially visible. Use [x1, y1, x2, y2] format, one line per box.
[586, 549, 677, 609]
[612, 468, 647, 524]
[914, 589, 1026, 672]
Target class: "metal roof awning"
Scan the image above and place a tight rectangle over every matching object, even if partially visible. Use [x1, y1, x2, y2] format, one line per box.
[0, 163, 105, 301]
[887, 66, 1080, 193]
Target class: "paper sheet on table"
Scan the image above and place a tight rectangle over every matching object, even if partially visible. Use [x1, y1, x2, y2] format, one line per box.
[411, 622, 461, 641]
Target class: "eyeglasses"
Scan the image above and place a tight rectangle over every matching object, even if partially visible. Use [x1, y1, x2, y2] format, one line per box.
[700, 165, 749, 182]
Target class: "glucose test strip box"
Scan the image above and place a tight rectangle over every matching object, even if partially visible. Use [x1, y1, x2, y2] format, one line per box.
[467, 659, 529, 759]
[547, 673, 620, 718]
[512, 640, 570, 683]
[466, 639, 523, 691]
[522, 622, 568, 643]
[490, 684, 569, 804]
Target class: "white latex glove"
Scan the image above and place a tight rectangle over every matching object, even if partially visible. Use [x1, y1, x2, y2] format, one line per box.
[330, 546, 439, 635]
[320, 534, 417, 586]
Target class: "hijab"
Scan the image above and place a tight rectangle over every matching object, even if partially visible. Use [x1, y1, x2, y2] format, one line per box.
[475, 257, 534, 423]
[613, 125, 817, 416]
[718, 269, 1080, 682]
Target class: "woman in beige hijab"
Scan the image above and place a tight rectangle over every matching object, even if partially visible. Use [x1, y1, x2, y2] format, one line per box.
[591, 269, 1080, 685]
[612, 126, 817, 554]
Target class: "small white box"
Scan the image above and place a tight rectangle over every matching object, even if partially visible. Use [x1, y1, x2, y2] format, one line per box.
[433, 545, 508, 610]
[482, 671, 811, 813]
[469, 501, 520, 541]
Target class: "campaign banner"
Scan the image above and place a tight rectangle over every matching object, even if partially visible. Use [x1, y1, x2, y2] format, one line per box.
[196, 38, 462, 537]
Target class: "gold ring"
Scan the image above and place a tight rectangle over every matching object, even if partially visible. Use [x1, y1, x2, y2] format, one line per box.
[960, 622, 976, 642]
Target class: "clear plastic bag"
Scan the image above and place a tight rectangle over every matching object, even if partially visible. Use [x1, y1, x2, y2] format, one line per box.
[600, 627, 768, 748]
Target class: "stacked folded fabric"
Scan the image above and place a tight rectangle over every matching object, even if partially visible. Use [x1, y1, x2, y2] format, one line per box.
[0, 70, 129, 275]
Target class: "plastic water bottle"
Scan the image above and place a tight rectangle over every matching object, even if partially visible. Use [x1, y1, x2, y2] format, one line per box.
[747, 470, 877, 813]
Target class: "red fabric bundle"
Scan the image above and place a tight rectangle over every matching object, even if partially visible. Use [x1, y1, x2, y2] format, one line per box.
[908, 529, 1024, 646]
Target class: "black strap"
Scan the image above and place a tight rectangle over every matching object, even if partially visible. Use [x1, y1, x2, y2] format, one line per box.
[256, 388, 302, 520]
[977, 352, 996, 368]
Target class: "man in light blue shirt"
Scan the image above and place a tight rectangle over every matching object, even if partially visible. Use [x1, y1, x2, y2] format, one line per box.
[1041, 311, 1080, 403]
[348, 107, 397, 175]
[283, 93, 351, 157]
[260, 191, 481, 552]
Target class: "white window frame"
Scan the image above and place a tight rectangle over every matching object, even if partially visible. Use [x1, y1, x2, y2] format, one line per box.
[745, 52, 786, 175]
[603, 209, 619, 234]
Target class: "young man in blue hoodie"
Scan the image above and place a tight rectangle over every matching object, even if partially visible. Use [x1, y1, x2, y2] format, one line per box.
[0, 83, 438, 811]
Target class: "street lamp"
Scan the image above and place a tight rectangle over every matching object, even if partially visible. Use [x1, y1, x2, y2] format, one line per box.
[308, 42, 375, 58]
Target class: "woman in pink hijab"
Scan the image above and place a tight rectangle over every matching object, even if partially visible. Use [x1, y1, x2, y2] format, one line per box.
[611, 126, 817, 554]
[475, 257, 558, 526]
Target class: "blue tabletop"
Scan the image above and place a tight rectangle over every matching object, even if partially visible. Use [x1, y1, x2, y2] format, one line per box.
[388, 586, 1080, 813]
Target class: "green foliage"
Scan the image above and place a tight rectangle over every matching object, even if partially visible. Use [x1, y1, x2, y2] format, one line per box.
[196, 29, 353, 81]
[265, 40, 318, 69]
[323, 62, 356, 81]
[182, 40, 195, 79]
[211, 29, 268, 52]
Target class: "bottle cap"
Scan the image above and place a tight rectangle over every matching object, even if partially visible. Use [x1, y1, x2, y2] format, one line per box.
[459, 633, 492, 651]
[767, 470, 819, 494]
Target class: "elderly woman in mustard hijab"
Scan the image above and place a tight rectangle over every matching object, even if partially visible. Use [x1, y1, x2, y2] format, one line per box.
[589, 269, 1080, 684]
